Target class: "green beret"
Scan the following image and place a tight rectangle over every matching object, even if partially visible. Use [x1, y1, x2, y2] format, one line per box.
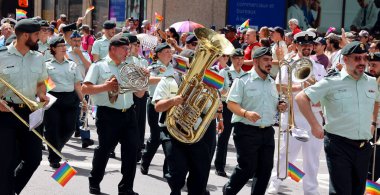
[123, 33, 138, 43]
[155, 42, 171, 53]
[103, 20, 116, 29]
[341, 41, 368, 56]
[62, 23, 77, 33]
[15, 19, 41, 33]
[232, 48, 244, 57]
[49, 36, 65, 47]
[252, 47, 272, 59]
[38, 20, 49, 27]
[369, 52, 380, 61]
[109, 33, 130, 46]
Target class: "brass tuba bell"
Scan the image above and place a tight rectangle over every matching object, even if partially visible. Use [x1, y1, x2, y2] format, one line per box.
[165, 28, 234, 144]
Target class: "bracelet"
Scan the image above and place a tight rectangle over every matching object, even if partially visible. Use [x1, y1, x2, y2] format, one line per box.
[372, 121, 377, 127]
[243, 110, 247, 118]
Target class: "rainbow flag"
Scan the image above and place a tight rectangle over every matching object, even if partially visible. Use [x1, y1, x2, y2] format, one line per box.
[203, 69, 224, 89]
[85, 5, 95, 16]
[16, 9, 27, 20]
[366, 180, 380, 195]
[239, 19, 250, 31]
[51, 162, 77, 187]
[173, 55, 188, 74]
[155, 12, 163, 24]
[148, 50, 154, 64]
[288, 163, 305, 182]
[44, 77, 56, 92]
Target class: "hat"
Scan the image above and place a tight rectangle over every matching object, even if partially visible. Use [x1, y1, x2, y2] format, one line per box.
[109, 33, 130, 46]
[186, 34, 198, 44]
[48, 25, 55, 32]
[62, 23, 76, 33]
[14, 19, 40, 33]
[70, 30, 81, 38]
[123, 33, 138, 43]
[359, 30, 369, 37]
[345, 32, 357, 39]
[38, 20, 49, 27]
[252, 47, 272, 59]
[294, 31, 316, 45]
[341, 41, 368, 55]
[79, 24, 90, 31]
[314, 37, 326, 45]
[141, 20, 150, 28]
[5, 34, 16, 46]
[223, 25, 237, 33]
[325, 33, 341, 40]
[155, 42, 171, 53]
[103, 20, 116, 29]
[272, 26, 284, 37]
[369, 52, 380, 61]
[1, 18, 16, 26]
[49, 36, 65, 47]
[232, 48, 244, 57]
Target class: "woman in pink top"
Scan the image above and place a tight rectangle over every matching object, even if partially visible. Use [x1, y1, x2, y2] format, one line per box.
[80, 25, 94, 62]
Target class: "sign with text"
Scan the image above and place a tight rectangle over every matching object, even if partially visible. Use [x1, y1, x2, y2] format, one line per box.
[109, 0, 126, 22]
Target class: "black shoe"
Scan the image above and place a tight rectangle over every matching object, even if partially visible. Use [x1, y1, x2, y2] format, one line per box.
[89, 185, 101, 194]
[82, 138, 95, 148]
[140, 165, 148, 175]
[49, 162, 61, 169]
[74, 130, 80, 138]
[110, 151, 116, 158]
[119, 189, 139, 195]
[215, 170, 227, 177]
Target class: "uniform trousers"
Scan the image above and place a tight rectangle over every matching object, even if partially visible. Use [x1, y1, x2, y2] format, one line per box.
[161, 126, 212, 195]
[141, 97, 161, 169]
[224, 122, 275, 195]
[133, 92, 148, 150]
[44, 91, 79, 163]
[0, 103, 42, 195]
[89, 106, 139, 192]
[324, 132, 372, 195]
[214, 102, 233, 171]
[368, 128, 380, 181]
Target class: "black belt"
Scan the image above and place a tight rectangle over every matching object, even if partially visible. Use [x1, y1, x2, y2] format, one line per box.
[97, 106, 130, 113]
[325, 131, 369, 148]
[253, 125, 273, 129]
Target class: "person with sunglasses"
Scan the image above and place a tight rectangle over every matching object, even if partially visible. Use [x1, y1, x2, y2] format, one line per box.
[296, 41, 380, 195]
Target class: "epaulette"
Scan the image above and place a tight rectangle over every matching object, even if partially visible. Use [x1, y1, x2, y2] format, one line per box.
[45, 58, 53, 62]
[223, 66, 230, 71]
[324, 69, 339, 78]
[93, 59, 103, 63]
[0, 46, 7, 52]
[239, 73, 249, 78]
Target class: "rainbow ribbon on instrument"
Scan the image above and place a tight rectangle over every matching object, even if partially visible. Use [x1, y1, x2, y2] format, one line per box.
[51, 162, 77, 187]
[366, 180, 380, 195]
[44, 77, 56, 92]
[203, 69, 224, 89]
[16, 9, 27, 20]
[288, 163, 305, 182]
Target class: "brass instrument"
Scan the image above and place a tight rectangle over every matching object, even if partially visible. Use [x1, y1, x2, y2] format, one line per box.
[277, 57, 313, 180]
[165, 28, 234, 144]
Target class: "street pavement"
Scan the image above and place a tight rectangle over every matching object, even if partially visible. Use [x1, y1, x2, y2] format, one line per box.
[23, 120, 329, 195]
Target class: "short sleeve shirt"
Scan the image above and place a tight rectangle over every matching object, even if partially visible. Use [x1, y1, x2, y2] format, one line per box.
[91, 35, 110, 59]
[46, 58, 83, 92]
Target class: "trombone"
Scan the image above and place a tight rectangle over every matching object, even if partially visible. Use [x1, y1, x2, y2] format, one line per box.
[0, 76, 68, 161]
[276, 57, 313, 180]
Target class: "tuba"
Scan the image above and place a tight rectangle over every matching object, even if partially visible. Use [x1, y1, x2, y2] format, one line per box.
[277, 57, 313, 179]
[165, 28, 234, 144]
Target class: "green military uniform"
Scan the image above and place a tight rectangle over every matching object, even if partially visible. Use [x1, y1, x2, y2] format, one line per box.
[92, 35, 110, 60]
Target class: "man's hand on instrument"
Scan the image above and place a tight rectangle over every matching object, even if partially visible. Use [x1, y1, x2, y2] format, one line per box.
[171, 95, 184, 106]
[39, 93, 50, 106]
[245, 111, 261, 123]
[105, 76, 119, 92]
[311, 124, 324, 139]
[81, 99, 88, 111]
[217, 120, 224, 134]
[277, 102, 287, 113]
[142, 68, 150, 77]
[0, 100, 10, 112]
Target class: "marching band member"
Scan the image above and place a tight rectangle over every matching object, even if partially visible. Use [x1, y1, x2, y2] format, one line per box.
[44, 36, 85, 168]
[223, 47, 287, 195]
[91, 20, 116, 62]
[296, 41, 379, 195]
[82, 33, 144, 195]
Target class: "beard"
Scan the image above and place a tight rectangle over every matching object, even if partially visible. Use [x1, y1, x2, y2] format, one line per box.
[26, 38, 39, 51]
[258, 63, 271, 75]
[301, 48, 311, 57]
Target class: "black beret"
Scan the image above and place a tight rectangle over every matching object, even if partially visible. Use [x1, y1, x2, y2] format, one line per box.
[232, 48, 244, 57]
[62, 23, 77, 33]
[123, 33, 138, 43]
[109, 33, 130, 46]
[103, 20, 116, 29]
[155, 42, 171, 53]
[252, 47, 272, 59]
[5, 34, 16, 46]
[186, 34, 198, 44]
[14, 19, 40, 33]
[369, 52, 380, 61]
[48, 36, 65, 47]
[341, 41, 368, 56]
[38, 20, 49, 27]
[294, 31, 316, 45]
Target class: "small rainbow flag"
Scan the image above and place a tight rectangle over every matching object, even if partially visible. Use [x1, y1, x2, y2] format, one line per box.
[16, 9, 27, 20]
[366, 180, 380, 195]
[239, 19, 250, 31]
[155, 12, 163, 24]
[44, 77, 56, 92]
[288, 163, 305, 182]
[173, 55, 188, 74]
[51, 162, 77, 187]
[148, 50, 154, 64]
[203, 69, 224, 89]
[85, 5, 95, 16]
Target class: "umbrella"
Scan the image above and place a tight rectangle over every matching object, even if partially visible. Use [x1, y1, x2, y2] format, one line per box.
[136, 33, 159, 50]
[170, 21, 204, 33]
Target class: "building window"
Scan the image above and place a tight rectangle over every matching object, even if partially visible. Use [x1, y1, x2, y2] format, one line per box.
[42, 0, 55, 21]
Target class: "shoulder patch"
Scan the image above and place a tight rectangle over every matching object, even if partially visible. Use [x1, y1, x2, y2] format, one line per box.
[324, 69, 339, 78]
